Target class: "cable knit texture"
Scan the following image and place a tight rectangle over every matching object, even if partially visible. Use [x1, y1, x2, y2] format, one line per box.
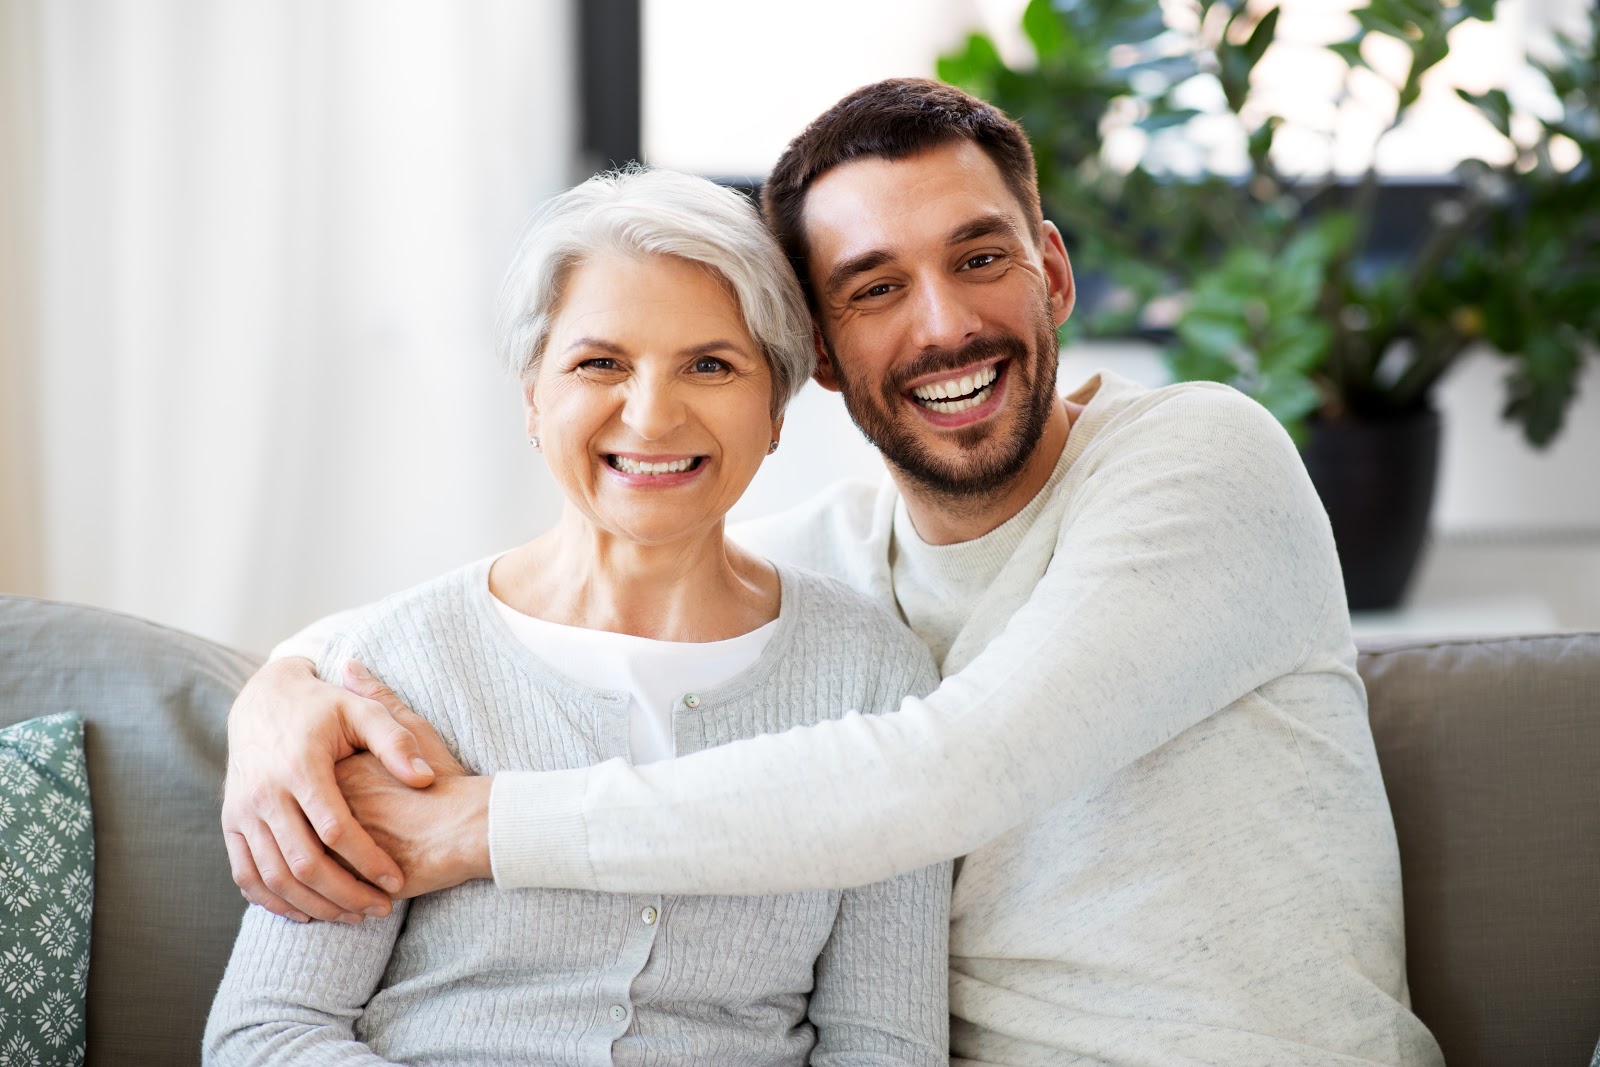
[204, 561, 950, 1067]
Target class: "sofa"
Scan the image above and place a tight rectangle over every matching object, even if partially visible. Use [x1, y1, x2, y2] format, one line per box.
[0, 593, 1595, 1066]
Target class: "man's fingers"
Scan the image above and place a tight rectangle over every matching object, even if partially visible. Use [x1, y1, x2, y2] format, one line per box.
[224, 828, 311, 923]
[237, 814, 349, 923]
[341, 661, 436, 786]
[286, 759, 405, 904]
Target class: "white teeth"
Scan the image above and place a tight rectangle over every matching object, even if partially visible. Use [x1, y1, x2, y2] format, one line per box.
[911, 364, 999, 411]
[612, 456, 695, 475]
[911, 364, 997, 403]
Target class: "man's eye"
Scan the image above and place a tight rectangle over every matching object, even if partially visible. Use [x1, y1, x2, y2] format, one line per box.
[962, 253, 999, 270]
[858, 283, 896, 300]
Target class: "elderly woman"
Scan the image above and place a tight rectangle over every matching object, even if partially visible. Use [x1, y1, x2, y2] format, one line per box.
[202, 168, 949, 1065]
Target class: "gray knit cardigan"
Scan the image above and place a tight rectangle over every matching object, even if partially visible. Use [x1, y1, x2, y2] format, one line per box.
[204, 558, 951, 1066]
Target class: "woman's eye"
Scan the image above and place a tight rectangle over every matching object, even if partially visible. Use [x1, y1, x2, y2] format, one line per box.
[692, 357, 730, 374]
[579, 357, 617, 371]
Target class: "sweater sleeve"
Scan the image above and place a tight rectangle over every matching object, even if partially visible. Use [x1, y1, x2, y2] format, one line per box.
[491, 389, 1341, 894]
[202, 903, 408, 1067]
[268, 607, 364, 663]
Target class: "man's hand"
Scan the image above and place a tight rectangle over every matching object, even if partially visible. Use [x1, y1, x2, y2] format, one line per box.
[222, 657, 436, 923]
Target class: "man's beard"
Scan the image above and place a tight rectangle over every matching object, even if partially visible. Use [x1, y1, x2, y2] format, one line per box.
[829, 302, 1060, 501]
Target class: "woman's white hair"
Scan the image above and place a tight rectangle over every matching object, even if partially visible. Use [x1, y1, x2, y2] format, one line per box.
[495, 166, 815, 415]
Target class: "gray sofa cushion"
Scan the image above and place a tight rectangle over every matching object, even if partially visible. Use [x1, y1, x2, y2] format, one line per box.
[0, 595, 259, 1067]
[1360, 631, 1600, 1067]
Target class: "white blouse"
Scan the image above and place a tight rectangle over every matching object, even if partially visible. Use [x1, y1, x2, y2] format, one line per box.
[489, 592, 776, 764]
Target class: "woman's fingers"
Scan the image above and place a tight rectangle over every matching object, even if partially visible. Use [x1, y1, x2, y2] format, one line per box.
[341, 661, 440, 784]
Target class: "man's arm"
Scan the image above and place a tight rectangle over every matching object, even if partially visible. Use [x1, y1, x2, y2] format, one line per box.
[224, 388, 1339, 903]
[487, 388, 1343, 894]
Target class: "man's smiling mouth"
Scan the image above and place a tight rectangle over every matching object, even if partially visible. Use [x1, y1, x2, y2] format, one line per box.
[909, 362, 1001, 414]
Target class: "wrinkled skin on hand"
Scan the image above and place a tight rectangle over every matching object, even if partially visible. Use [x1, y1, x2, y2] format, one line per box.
[334, 741, 493, 901]
[222, 657, 487, 922]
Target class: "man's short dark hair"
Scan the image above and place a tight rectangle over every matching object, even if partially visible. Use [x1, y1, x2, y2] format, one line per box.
[761, 77, 1043, 307]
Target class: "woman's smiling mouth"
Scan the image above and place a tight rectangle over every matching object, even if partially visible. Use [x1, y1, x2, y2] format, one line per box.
[606, 454, 705, 476]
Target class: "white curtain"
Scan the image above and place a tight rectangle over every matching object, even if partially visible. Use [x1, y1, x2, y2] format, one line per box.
[7, 0, 575, 653]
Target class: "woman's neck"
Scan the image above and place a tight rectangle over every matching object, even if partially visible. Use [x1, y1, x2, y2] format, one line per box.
[489, 511, 780, 642]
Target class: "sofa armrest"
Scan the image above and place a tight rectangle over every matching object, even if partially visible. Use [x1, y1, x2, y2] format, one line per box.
[1359, 631, 1600, 1067]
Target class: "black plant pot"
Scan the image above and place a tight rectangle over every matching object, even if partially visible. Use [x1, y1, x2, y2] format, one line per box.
[1300, 409, 1441, 611]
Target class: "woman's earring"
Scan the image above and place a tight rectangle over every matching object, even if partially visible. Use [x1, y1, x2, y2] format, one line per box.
[529, 435, 541, 451]
[766, 440, 779, 455]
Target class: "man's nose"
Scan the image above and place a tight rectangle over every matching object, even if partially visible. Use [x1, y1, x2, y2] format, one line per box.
[621, 376, 687, 440]
[910, 274, 983, 352]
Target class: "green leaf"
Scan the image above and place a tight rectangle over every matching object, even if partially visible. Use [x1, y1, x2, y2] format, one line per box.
[1137, 107, 1203, 133]
[1242, 6, 1281, 69]
[936, 32, 1006, 96]
[1021, 0, 1068, 60]
[1500, 332, 1585, 447]
[1176, 314, 1249, 363]
[1253, 369, 1323, 425]
[1456, 87, 1512, 137]
[1329, 38, 1369, 71]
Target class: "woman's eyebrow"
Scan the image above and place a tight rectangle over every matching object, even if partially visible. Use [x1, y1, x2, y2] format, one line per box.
[682, 339, 750, 359]
[565, 337, 627, 354]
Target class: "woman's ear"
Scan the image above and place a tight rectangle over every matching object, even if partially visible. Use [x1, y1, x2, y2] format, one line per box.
[769, 412, 785, 451]
[522, 373, 540, 439]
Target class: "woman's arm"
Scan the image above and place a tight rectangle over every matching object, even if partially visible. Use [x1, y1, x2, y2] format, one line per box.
[203, 902, 408, 1066]
[808, 861, 951, 1066]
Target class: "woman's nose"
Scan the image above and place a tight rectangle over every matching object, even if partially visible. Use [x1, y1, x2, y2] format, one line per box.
[910, 275, 983, 353]
[621, 378, 687, 440]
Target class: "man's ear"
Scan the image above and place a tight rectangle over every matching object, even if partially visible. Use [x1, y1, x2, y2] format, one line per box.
[810, 326, 843, 394]
[1041, 220, 1076, 328]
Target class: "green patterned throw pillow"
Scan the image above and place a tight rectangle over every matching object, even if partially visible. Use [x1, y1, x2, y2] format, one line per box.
[0, 712, 93, 1066]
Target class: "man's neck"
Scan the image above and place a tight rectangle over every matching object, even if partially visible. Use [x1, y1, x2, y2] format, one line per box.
[896, 399, 1076, 546]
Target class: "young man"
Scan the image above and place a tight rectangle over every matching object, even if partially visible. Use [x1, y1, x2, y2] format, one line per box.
[224, 80, 1443, 1065]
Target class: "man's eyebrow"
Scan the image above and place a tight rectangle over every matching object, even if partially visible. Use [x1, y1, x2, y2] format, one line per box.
[823, 250, 894, 299]
[947, 212, 1022, 247]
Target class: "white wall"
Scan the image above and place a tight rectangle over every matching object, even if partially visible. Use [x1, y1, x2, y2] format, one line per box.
[27, 1, 577, 654]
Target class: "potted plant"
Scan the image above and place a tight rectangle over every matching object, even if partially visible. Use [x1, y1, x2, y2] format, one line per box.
[939, 0, 1598, 608]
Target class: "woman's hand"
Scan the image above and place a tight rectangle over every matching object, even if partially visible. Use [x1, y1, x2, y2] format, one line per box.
[221, 657, 437, 923]
[335, 746, 493, 900]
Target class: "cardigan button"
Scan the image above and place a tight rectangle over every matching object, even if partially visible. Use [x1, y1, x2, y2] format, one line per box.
[609, 1003, 627, 1022]
[641, 905, 658, 925]
[683, 693, 700, 708]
